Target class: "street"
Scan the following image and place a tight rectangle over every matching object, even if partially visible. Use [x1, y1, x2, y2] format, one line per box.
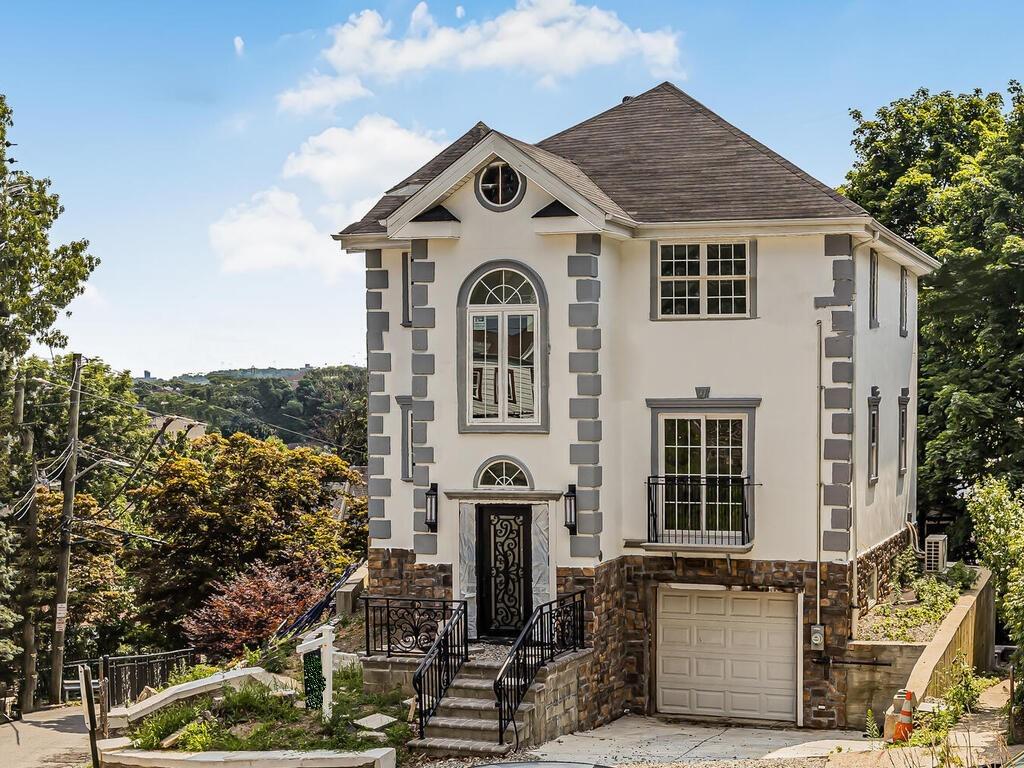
[1, 706, 89, 768]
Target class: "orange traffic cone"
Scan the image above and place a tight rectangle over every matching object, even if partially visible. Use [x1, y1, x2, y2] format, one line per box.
[892, 690, 915, 742]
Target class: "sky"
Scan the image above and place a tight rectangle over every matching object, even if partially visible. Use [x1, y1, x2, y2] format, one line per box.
[3, 1, 1022, 378]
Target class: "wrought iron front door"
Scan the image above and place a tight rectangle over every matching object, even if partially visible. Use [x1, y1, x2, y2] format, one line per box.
[476, 505, 532, 637]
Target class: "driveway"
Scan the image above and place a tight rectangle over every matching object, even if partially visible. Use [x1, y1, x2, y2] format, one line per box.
[527, 715, 880, 764]
[0, 706, 90, 768]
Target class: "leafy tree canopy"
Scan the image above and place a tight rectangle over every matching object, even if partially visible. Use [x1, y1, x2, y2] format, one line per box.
[841, 82, 1024, 538]
[0, 95, 97, 373]
[129, 432, 362, 646]
[133, 365, 367, 466]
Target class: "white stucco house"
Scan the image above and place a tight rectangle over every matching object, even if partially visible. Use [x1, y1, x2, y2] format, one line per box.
[335, 82, 938, 749]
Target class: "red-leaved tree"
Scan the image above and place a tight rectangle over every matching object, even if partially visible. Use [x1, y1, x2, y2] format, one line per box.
[182, 561, 321, 660]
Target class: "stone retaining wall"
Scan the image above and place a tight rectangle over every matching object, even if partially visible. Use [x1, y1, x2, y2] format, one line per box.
[855, 528, 911, 610]
[845, 567, 994, 730]
[367, 547, 452, 599]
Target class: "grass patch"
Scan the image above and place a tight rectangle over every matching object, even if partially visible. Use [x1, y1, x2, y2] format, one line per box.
[130, 664, 412, 761]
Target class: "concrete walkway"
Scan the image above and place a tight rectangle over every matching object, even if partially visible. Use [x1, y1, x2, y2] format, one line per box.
[527, 715, 881, 764]
[0, 706, 89, 768]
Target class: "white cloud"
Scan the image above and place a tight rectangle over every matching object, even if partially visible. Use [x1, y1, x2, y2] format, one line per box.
[233, 35, 245, 57]
[276, 72, 371, 114]
[210, 188, 357, 279]
[282, 114, 444, 200]
[212, 117, 445, 279]
[455, 5, 466, 19]
[277, 0, 681, 112]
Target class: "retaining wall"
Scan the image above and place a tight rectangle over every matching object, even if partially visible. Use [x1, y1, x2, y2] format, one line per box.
[845, 567, 994, 730]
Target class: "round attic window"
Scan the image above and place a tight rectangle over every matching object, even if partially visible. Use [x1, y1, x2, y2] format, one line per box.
[475, 160, 525, 211]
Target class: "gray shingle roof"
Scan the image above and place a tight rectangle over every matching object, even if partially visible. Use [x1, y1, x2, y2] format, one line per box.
[338, 82, 864, 237]
[539, 82, 864, 222]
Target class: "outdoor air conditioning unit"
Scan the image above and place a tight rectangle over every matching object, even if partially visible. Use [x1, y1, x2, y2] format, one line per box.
[924, 534, 948, 573]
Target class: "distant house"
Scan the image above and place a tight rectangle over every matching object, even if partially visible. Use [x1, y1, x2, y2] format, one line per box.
[149, 415, 206, 441]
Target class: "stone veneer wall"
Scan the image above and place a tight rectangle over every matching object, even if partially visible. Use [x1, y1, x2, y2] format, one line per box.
[367, 547, 453, 599]
[855, 528, 911, 610]
[559, 554, 854, 729]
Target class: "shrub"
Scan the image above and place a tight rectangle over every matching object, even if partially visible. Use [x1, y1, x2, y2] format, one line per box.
[131, 697, 211, 749]
[182, 560, 322, 660]
[177, 719, 219, 752]
[861, 576, 958, 641]
[166, 663, 221, 688]
[891, 544, 920, 590]
[968, 476, 1024, 610]
[939, 561, 977, 592]
[865, 708, 881, 738]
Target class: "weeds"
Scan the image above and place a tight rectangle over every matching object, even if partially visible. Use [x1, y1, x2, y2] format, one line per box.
[861, 576, 959, 642]
[165, 663, 221, 688]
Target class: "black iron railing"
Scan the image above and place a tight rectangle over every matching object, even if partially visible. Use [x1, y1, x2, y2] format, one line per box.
[411, 601, 469, 737]
[39, 647, 195, 706]
[104, 648, 195, 707]
[494, 590, 585, 747]
[647, 475, 752, 546]
[361, 596, 466, 656]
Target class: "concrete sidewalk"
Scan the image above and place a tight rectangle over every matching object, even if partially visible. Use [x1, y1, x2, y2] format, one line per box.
[526, 715, 881, 764]
[0, 705, 89, 768]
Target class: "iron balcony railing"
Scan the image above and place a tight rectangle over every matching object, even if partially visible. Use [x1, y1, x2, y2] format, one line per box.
[361, 596, 467, 657]
[647, 475, 752, 546]
[411, 602, 470, 737]
[493, 590, 585, 747]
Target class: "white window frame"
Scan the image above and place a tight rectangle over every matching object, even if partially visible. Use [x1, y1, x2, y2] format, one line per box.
[656, 241, 752, 319]
[466, 300, 541, 427]
[658, 412, 748, 542]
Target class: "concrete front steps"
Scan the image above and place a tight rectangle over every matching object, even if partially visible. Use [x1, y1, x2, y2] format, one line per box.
[407, 659, 533, 757]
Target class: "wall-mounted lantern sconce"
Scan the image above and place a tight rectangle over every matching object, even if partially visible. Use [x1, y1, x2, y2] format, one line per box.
[564, 483, 577, 534]
[425, 483, 438, 532]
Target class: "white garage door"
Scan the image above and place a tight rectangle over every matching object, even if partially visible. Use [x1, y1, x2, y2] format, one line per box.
[656, 588, 797, 722]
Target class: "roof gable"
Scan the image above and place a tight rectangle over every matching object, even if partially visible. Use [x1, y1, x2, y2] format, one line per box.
[538, 82, 865, 223]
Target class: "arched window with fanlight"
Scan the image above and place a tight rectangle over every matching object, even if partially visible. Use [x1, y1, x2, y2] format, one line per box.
[474, 457, 534, 489]
[458, 261, 548, 433]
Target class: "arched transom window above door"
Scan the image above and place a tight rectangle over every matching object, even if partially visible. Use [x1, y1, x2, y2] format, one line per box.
[474, 457, 534, 489]
[458, 261, 549, 433]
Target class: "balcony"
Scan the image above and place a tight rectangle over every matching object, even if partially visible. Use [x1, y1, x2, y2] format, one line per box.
[645, 475, 753, 548]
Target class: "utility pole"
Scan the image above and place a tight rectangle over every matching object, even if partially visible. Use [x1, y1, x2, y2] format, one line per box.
[13, 373, 40, 713]
[49, 353, 81, 703]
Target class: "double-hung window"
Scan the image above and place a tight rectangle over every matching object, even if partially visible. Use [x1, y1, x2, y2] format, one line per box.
[658, 413, 747, 540]
[657, 242, 751, 318]
[467, 268, 539, 425]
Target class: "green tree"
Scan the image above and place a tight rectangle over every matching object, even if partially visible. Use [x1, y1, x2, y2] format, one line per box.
[842, 83, 1024, 541]
[130, 433, 361, 647]
[0, 95, 97, 376]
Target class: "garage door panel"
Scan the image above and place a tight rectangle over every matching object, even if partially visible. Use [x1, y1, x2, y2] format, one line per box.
[694, 657, 727, 681]
[660, 655, 692, 676]
[695, 626, 726, 650]
[660, 593, 693, 616]
[657, 589, 797, 722]
[728, 658, 762, 682]
[694, 594, 727, 616]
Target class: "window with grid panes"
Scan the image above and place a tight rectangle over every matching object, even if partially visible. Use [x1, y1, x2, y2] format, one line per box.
[658, 242, 749, 318]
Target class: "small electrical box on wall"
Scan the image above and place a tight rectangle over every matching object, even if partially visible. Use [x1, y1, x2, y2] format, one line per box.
[810, 624, 825, 651]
